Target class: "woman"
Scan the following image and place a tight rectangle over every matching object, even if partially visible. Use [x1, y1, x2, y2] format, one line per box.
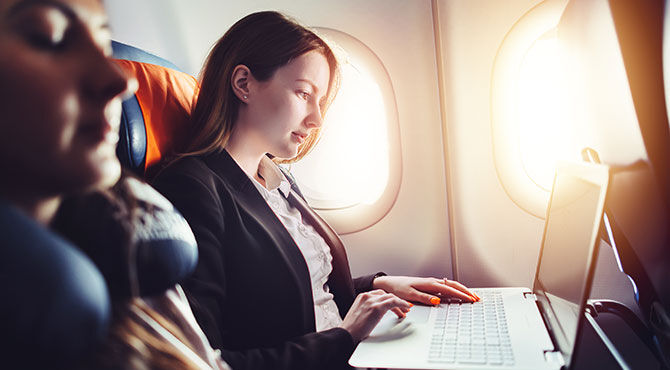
[153, 11, 479, 370]
[0, 1, 131, 365]
[0, 0, 229, 368]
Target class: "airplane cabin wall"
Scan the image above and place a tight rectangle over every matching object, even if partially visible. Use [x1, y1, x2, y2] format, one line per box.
[434, 0, 546, 288]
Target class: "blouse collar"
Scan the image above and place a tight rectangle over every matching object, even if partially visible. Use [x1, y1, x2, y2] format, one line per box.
[255, 155, 292, 198]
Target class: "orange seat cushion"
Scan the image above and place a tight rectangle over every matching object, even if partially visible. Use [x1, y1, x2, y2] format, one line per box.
[115, 59, 199, 173]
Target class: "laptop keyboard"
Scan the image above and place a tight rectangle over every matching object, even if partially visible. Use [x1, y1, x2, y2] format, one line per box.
[428, 291, 515, 366]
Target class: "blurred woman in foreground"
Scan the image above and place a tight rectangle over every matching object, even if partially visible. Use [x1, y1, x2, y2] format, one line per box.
[0, 1, 228, 368]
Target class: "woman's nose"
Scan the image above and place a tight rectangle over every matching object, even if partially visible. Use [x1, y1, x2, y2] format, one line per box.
[83, 49, 136, 103]
[306, 103, 323, 128]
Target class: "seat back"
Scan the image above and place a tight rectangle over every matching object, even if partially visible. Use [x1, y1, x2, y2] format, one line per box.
[112, 41, 199, 177]
[607, 1, 670, 360]
[559, 0, 670, 365]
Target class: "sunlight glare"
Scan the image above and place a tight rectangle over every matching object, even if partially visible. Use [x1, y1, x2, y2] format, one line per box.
[516, 33, 575, 191]
[291, 60, 389, 208]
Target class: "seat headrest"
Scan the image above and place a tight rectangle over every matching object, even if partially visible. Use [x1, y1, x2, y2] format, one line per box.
[112, 41, 199, 177]
[52, 177, 198, 300]
[112, 41, 182, 71]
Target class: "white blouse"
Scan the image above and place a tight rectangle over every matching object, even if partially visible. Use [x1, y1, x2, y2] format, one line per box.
[249, 156, 344, 331]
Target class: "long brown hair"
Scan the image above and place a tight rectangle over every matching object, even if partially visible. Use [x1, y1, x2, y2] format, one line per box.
[181, 11, 340, 163]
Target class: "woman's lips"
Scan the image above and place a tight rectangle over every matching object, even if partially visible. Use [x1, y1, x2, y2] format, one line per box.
[292, 132, 307, 143]
[78, 121, 118, 146]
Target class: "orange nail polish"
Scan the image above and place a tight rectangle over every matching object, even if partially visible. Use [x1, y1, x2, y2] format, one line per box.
[430, 297, 441, 305]
[409, 303, 414, 307]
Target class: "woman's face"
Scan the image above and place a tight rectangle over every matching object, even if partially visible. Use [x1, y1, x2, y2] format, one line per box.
[0, 0, 131, 198]
[244, 50, 330, 159]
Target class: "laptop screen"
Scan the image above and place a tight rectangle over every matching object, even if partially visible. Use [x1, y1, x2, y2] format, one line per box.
[532, 163, 609, 366]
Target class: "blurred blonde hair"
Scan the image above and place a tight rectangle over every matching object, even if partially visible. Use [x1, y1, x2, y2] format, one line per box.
[95, 299, 206, 370]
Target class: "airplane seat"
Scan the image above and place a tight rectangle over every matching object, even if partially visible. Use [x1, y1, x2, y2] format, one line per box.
[106, 41, 200, 296]
[112, 41, 199, 178]
[607, 0, 670, 364]
[559, 0, 670, 366]
[0, 201, 110, 369]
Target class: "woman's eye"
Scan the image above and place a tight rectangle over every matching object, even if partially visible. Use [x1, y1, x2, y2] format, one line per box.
[13, 9, 70, 52]
[298, 91, 311, 100]
[25, 31, 65, 50]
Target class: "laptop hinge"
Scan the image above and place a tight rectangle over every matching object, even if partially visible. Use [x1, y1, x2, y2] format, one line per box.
[523, 292, 537, 300]
[544, 350, 565, 367]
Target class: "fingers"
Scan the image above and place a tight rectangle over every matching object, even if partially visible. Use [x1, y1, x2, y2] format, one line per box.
[410, 290, 445, 306]
[443, 278, 479, 300]
[370, 276, 479, 307]
[356, 289, 412, 311]
[377, 295, 411, 319]
[374, 291, 412, 311]
[364, 291, 413, 319]
[435, 282, 477, 302]
[403, 283, 474, 305]
[394, 300, 413, 318]
[442, 278, 480, 302]
[341, 291, 413, 342]
[391, 307, 406, 318]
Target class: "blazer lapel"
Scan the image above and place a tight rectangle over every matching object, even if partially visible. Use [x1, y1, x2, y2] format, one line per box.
[287, 192, 356, 316]
[203, 151, 316, 330]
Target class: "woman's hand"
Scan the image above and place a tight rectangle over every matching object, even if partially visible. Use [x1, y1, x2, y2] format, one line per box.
[340, 290, 412, 342]
[372, 276, 479, 305]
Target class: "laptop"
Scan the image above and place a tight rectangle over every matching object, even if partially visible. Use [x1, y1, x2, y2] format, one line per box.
[349, 162, 610, 369]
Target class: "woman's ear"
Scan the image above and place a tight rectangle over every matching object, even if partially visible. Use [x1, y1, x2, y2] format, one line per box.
[231, 65, 252, 103]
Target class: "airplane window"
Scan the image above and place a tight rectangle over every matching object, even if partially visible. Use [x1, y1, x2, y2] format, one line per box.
[288, 28, 401, 234]
[491, 0, 570, 218]
[517, 29, 573, 192]
[291, 57, 388, 209]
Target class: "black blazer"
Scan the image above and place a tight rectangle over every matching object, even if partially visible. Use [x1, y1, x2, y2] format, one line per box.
[152, 150, 378, 370]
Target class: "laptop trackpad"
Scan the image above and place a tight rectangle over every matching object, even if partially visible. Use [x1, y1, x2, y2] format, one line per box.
[365, 305, 430, 342]
[406, 304, 431, 323]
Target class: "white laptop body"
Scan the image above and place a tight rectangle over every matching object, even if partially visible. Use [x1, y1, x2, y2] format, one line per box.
[349, 162, 610, 370]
